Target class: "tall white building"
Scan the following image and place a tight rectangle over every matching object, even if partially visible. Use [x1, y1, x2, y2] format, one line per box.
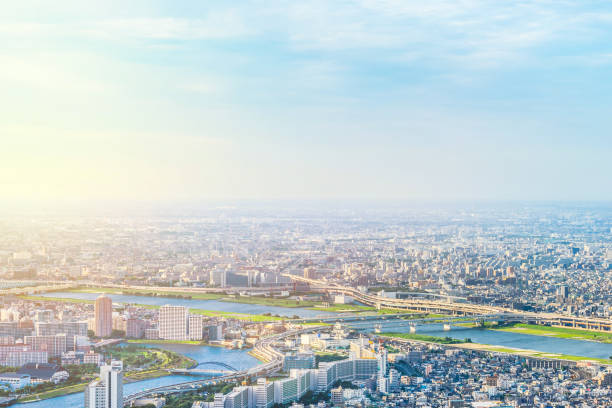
[377, 348, 387, 377]
[159, 305, 188, 341]
[84, 360, 123, 408]
[255, 378, 275, 408]
[188, 314, 203, 341]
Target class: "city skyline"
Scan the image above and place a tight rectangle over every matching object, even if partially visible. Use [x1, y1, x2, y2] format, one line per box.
[2, 1, 612, 204]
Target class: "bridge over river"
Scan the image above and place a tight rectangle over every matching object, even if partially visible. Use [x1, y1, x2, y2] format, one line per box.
[123, 326, 324, 404]
[287, 275, 612, 333]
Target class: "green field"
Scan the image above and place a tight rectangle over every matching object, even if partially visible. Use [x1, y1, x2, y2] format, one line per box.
[379, 332, 471, 344]
[20, 295, 95, 304]
[65, 286, 225, 300]
[461, 343, 612, 365]
[491, 323, 612, 343]
[17, 345, 193, 403]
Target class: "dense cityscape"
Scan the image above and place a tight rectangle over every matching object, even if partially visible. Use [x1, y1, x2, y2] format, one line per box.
[0, 204, 610, 407]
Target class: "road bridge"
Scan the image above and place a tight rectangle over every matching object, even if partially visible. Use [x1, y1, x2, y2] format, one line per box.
[123, 325, 325, 404]
[286, 275, 612, 333]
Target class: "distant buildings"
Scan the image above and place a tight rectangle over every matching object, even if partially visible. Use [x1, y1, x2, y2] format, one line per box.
[84, 360, 123, 408]
[94, 294, 112, 338]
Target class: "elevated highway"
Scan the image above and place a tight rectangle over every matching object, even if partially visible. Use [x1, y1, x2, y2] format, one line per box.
[287, 275, 612, 333]
[123, 325, 324, 405]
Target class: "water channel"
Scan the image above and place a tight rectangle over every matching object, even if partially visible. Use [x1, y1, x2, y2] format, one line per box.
[37, 291, 333, 319]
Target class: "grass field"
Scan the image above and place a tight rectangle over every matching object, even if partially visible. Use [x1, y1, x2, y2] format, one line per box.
[379, 332, 471, 344]
[491, 323, 612, 343]
[455, 342, 612, 365]
[62, 286, 224, 300]
[17, 345, 194, 402]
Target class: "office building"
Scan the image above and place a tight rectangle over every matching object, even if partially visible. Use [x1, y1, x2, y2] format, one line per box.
[95, 294, 113, 338]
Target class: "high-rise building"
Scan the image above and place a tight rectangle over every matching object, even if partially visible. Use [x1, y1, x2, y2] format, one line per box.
[126, 318, 146, 339]
[84, 360, 123, 408]
[94, 295, 113, 338]
[377, 348, 387, 377]
[159, 305, 188, 341]
[255, 378, 274, 408]
[188, 314, 203, 341]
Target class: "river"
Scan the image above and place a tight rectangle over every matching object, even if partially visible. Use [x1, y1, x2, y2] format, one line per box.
[12, 344, 257, 408]
[37, 291, 332, 319]
[348, 320, 612, 360]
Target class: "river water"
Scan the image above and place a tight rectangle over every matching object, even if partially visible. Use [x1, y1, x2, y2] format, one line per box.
[12, 344, 257, 408]
[37, 292, 332, 318]
[21, 293, 612, 407]
[348, 320, 612, 360]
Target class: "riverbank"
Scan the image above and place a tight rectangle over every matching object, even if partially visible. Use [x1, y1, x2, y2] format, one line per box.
[379, 332, 472, 344]
[455, 322, 612, 344]
[19, 295, 285, 322]
[491, 323, 612, 344]
[16, 344, 194, 403]
[379, 333, 612, 366]
[56, 287, 405, 315]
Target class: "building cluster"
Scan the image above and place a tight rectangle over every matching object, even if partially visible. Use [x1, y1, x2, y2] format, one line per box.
[1, 206, 610, 319]
[197, 353, 379, 408]
[174, 329, 612, 408]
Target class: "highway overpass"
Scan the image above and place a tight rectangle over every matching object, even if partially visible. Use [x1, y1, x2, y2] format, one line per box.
[286, 275, 612, 333]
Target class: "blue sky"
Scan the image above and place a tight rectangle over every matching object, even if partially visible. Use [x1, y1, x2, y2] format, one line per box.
[1, 0, 611, 203]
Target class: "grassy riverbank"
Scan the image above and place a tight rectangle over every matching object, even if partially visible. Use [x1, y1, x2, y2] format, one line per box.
[17, 345, 194, 403]
[22, 291, 405, 319]
[58, 286, 224, 300]
[491, 323, 612, 343]
[379, 332, 472, 344]
[19, 295, 285, 321]
[378, 333, 612, 365]
[452, 343, 612, 365]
